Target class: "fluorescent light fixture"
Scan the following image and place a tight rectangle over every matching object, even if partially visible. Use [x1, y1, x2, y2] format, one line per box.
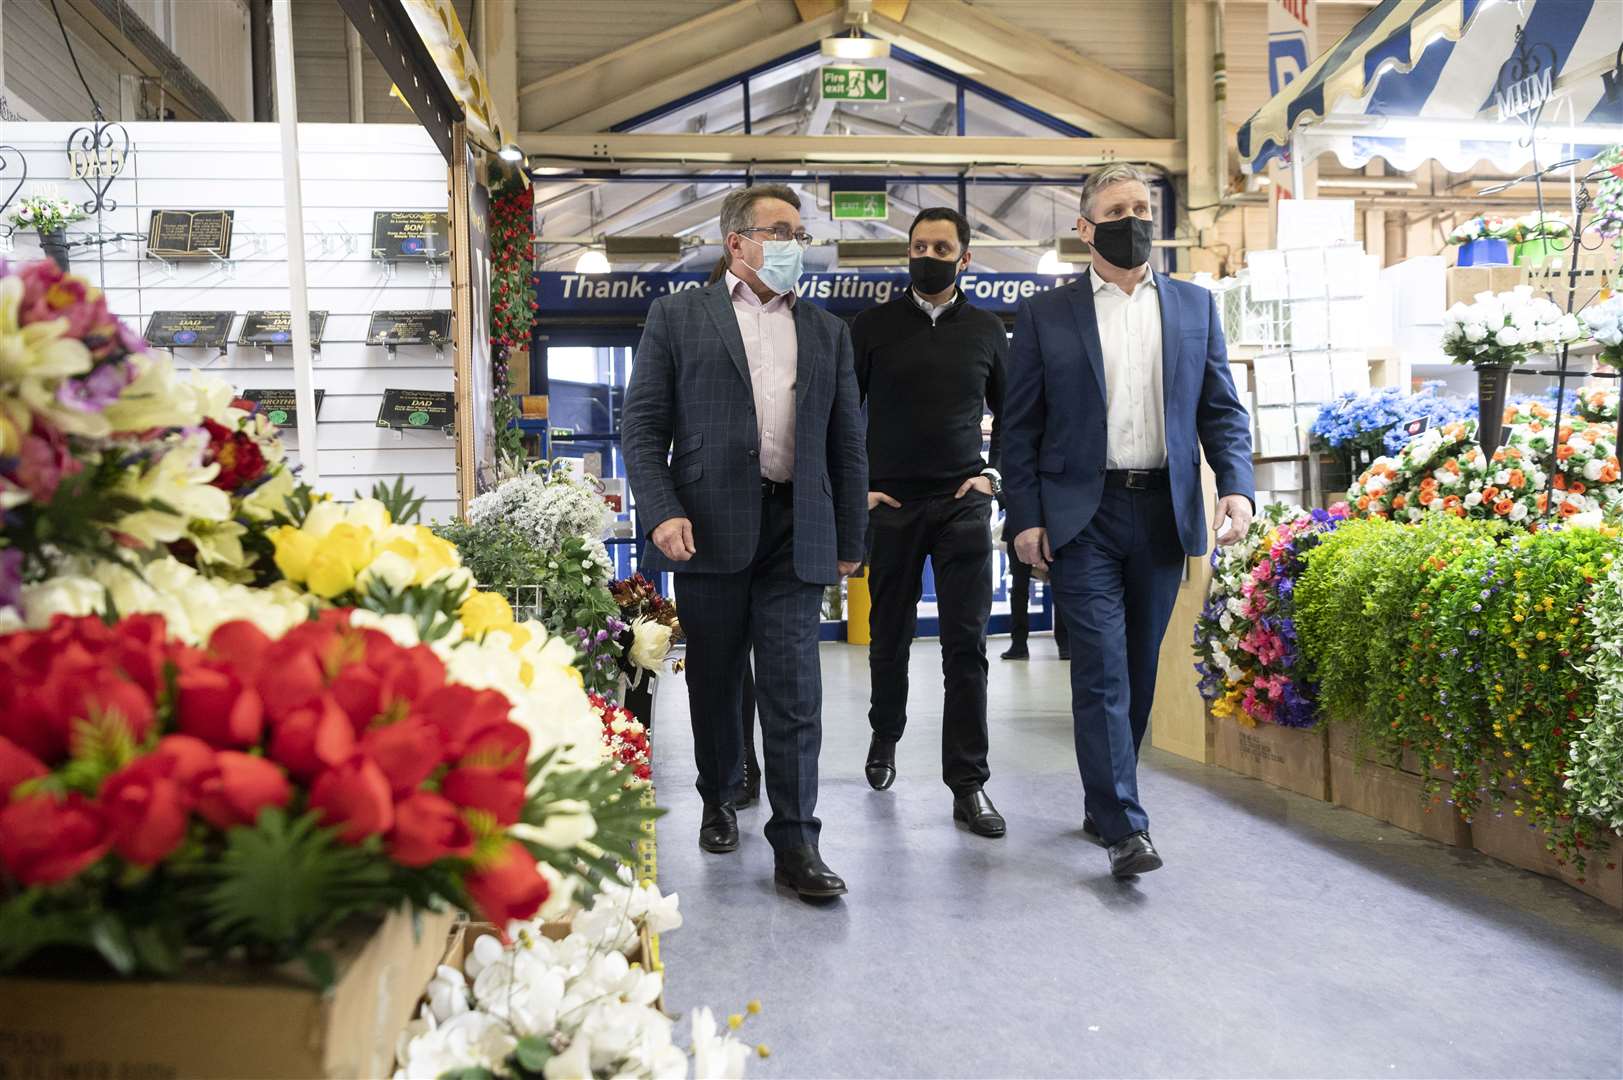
[1037, 248, 1075, 275]
[605, 235, 683, 263]
[498, 144, 524, 163]
[574, 249, 610, 275]
[821, 37, 890, 60]
[836, 239, 908, 267]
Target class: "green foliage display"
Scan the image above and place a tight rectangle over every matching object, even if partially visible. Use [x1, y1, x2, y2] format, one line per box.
[434, 518, 554, 595]
[1296, 516, 1621, 868]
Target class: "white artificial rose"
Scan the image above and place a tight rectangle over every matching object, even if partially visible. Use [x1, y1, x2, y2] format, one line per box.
[1569, 509, 1605, 529]
[19, 576, 104, 627]
[1463, 322, 1487, 343]
[1464, 491, 1483, 508]
[360, 549, 416, 592]
[1509, 502, 1529, 522]
[1584, 459, 1606, 482]
[300, 499, 346, 539]
[345, 497, 391, 534]
[628, 617, 672, 673]
[349, 609, 424, 647]
[1494, 325, 1522, 348]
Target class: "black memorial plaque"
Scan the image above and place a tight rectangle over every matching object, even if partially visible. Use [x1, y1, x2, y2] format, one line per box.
[377, 389, 455, 432]
[145, 310, 235, 349]
[238, 310, 329, 347]
[146, 210, 234, 259]
[372, 211, 450, 261]
[239, 388, 325, 430]
[366, 309, 452, 346]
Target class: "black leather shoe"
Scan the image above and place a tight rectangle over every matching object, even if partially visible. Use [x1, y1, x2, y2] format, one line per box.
[1000, 644, 1029, 660]
[864, 735, 896, 791]
[699, 802, 739, 853]
[1108, 831, 1163, 878]
[738, 750, 761, 808]
[773, 844, 847, 900]
[1082, 815, 1104, 845]
[952, 789, 1006, 838]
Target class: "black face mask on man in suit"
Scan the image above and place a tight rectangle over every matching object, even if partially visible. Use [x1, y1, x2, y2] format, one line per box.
[1083, 214, 1153, 271]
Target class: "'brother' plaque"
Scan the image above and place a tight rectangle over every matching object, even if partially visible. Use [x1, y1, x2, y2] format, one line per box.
[238, 388, 325, 430]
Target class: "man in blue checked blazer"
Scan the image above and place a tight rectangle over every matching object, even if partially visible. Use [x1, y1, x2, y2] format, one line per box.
[1003, 164, 1255, 881]
[622, 184, 867, 902]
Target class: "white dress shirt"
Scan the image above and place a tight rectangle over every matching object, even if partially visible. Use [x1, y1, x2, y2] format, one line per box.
[1093, 268, 1166, 470]
[911, 287, 957, 325]
[725, 271, 798, 482]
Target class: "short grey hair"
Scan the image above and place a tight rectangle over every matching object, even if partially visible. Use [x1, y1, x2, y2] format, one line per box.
[719, 184, 801, 240]
[1079, 164, 1155, 218]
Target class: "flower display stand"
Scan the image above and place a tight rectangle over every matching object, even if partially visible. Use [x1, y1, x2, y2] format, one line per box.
[1468, 801, 1623, 912]
[1211, 717, 1330, 801]
[1455, 237, 1511, 267]
[1327, 726, 1472, 848]
[0, 906, 462, 1079]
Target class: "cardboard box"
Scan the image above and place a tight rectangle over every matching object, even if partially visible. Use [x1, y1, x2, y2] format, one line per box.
[1329, 738, 1472, 848]
[1446, 265, 1525, 308]
[1470, 801, 1623, 912]
[1212, 719, 1330, 801]
[0, 905, 462, 1079]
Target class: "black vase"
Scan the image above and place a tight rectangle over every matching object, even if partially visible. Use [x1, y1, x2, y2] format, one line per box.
[622, 670, 655, 732]
[38, 228, 70, 272]
[1476, 364, 1511, 459]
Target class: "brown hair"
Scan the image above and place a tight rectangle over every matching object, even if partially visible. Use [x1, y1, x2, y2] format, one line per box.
[710, 183, 802, 283]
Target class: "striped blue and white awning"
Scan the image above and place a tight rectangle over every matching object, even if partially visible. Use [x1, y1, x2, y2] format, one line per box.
[1237, 0, 1623, 174]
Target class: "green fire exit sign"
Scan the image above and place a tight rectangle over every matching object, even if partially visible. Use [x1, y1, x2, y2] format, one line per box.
[821, 66, 888, 102]
[831, 191, 889, 220]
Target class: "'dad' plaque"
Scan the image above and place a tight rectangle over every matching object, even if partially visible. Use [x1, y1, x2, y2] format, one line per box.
[145, 311, 235, 349]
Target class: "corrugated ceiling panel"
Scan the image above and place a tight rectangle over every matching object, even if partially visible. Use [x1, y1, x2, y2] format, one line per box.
[516, 0, 737, 87]
[964, 0, 1175, 95]
[171, 0, 253, 121]
[294, 0, 472, 125]
[1224, 1, 1369, 130]
[2, 0, 122, 121]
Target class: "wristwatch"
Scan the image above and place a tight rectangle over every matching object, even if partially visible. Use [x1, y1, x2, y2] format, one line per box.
[980, 468, 1003, 498]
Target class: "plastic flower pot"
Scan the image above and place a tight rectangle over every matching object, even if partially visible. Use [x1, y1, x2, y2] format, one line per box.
[37, 227, 70, 272]
[1513, 238, 1562, 267]
[1476, 364, 1511, 458]
[1455, 237, 1510, 267]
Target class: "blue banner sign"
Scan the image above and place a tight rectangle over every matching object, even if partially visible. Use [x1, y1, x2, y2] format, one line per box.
[535, 271, 1082, 319]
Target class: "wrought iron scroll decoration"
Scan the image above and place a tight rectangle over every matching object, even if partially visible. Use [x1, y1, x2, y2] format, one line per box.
[65, 119, 130, 215]
[0, 146, 27, 240]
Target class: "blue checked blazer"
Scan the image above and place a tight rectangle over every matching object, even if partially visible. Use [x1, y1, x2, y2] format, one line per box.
[622, 280, 868, 585]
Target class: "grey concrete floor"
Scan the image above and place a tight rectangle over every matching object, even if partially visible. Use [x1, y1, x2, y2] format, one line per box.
[649, 640, 1623, 1080]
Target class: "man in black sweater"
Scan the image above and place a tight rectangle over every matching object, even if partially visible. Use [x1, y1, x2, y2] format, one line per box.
[853, 207, 1008, 837]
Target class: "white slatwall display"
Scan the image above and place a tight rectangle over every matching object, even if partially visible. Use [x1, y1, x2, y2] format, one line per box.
[0, 122, 462, 522]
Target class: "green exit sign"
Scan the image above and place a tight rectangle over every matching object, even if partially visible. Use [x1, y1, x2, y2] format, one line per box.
[821, 65, 888, 102]
[831, 191, 889, 220]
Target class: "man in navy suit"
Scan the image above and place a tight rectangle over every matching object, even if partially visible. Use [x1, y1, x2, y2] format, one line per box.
[1002, 164, 1254, 878]
[622, 184, 867, 901]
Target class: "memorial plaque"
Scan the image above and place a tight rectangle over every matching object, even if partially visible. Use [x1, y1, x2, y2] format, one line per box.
[366, 309, 452, 346]
[146, 210, 234, 259]
[145, 310, 235, 349]
[238, 388, 325, 430]
[238, 310, 328, 347]
[378, 389, 455, 432]
[372, 211, 450, 261]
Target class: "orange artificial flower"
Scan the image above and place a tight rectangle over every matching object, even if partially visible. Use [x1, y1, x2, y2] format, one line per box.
[1557, 444, 1576, 461]
[1494, 499, 1515, 516]
[1508, 469, 1526, 488]
[1559, 501, 1580, 517]
[1392, 494, 1407, 509]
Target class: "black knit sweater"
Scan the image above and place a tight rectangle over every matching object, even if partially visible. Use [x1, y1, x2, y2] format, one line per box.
[851, 289, 1007, 500]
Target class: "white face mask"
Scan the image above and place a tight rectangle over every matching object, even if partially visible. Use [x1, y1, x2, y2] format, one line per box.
[744, 235, 805, 295]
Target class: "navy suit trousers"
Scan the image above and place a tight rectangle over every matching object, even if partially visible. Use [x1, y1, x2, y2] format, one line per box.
[1048, 486, 1186, 844]
[675, 488, 824, 852]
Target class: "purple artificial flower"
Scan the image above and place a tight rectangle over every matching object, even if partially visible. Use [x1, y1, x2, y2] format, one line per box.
[0, 548, 20, 612]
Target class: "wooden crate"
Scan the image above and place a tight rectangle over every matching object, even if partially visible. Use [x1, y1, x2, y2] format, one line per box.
[0, 906, 461, 1079]
[1212, 718, 1330, 801]
[1470, 804, 1623, 912]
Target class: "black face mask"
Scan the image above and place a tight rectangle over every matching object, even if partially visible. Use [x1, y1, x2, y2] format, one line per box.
[909, 255, 961, 296]
[1084, 215, 1153, 270]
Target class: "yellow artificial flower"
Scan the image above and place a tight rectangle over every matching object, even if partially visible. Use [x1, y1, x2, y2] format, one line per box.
[408, 526, 461, 584]
[271, 524, 317, 582]
[322, 522, 376, 575]
[0, 409, 20, 457]
[459, 590, 516, 637]
[306, 549, 357, 598]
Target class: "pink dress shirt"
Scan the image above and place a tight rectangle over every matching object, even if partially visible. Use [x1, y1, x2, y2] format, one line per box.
[725, 271, 798, 483]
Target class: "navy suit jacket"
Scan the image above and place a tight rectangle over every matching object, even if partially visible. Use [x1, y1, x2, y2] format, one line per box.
[622, 280, 868, 585]
[1001, 271, 1254, 557]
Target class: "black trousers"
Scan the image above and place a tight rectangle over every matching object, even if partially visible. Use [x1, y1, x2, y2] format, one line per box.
[867, 491, 994, 795]
[675, 487, 824, 851]
[1007, 541, 1070, 652]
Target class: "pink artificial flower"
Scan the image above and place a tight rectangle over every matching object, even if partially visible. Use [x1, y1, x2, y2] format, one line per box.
[13, 421, 81, 502]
